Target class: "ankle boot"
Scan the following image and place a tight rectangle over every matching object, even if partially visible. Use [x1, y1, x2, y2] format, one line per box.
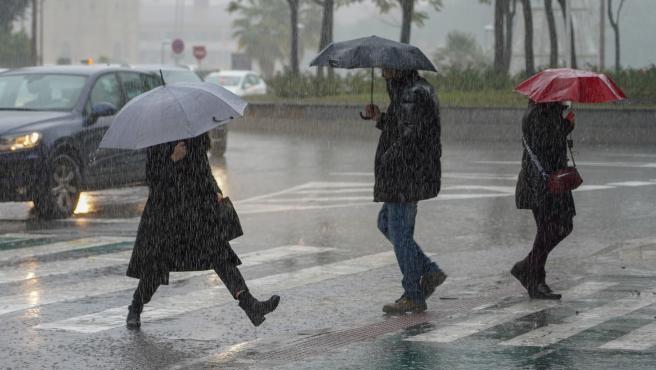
[237, 291, 280, 327]
[126, 304, 142, 329]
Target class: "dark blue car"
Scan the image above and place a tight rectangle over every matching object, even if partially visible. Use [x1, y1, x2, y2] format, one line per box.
[0, 65, 166, 218]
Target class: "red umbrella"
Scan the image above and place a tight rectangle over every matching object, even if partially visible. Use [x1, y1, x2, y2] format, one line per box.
[515, 68, 627, 103]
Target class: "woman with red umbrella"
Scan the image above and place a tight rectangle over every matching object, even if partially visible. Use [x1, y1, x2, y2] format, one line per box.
[510, 68, 625, 299]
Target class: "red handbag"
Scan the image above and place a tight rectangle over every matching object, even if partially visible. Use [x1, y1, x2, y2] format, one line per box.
[523, 137, 583, 194]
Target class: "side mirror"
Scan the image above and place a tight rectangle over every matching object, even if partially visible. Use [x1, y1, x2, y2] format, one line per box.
[91, 102, 118, 118]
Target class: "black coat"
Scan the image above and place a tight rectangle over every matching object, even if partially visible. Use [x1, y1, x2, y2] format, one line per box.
[127, 133, 241, 285]
[374, 72, 442, 203]
[515, 102, 576, 217]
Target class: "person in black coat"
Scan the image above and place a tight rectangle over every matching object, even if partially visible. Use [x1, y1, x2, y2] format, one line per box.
[125, 133, 279, 328]
[512, 101, 576, 300]
[364, 69, 447, 314]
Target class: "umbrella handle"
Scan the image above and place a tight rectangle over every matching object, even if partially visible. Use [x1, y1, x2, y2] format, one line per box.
[359, 112, 372, 120]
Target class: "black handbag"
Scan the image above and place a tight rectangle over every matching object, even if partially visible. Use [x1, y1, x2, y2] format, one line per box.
[214, 197, 243, 242]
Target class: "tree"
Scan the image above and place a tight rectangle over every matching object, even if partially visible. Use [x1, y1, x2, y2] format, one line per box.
[544, 0, 558, 67]
[314, 0, 334, 79]
[228, 0, 320, 78]
[486, 0, 516, 75]
[370, 0, 443, 43]
[0, 0, 30, 32]
[519, 0, 534, 75]
[433, 31, 490, 71]
[557, 0, 577, 68]
[287, 0, 300, 76]
[608, 0, 626, 72]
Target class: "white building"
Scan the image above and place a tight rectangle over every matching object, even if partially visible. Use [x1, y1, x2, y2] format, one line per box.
[41, 0, 139, 65]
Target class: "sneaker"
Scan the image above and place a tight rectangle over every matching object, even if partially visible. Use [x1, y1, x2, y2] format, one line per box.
[421, 270, 448, 299]
[382, 297, 427, 314]
[126, 305, 141, 329]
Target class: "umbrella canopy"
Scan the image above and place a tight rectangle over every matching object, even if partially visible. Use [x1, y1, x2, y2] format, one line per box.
[310, 35, 436, 71]
[515, 68, 627, 103]
[99, 82, 247, 150]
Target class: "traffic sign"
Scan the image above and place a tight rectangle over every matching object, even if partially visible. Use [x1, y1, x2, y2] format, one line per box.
[193, 46, 207, 60]
[171, 38, 185, 54]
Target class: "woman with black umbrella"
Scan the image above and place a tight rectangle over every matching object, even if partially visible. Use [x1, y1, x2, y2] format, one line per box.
[125, 133, 280, 328]
[512, 101, 576, 300]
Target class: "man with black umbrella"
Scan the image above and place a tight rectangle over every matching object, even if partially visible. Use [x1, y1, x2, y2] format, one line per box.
[364, 68, 447, 314]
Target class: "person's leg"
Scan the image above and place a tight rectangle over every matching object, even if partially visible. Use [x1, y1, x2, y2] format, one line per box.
[131, 278, 160, 313]
[386, 202, 425, 305]
[127, 278, 160, 329]
[377, 203, 391, 242]
[213, 252, 280, 327]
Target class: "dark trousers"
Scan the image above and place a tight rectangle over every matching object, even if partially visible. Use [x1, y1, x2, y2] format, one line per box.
[130, 258, 248, 313]
[522, 209, 574, 284]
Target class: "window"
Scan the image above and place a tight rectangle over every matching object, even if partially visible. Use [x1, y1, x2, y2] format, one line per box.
[0, 74, 87, 111]
[90, 74, 122, 109]
[118, 72, 150, 102]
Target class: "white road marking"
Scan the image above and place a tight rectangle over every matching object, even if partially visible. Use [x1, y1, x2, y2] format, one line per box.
[36, 251, 401, 333]
[599, 321, 656, 351]
[0, 250, 133, 285]
[607, 181, 656, 187]
[405, 282, 616, 344]
[0, 236, 133, 263]
[0, 246, 333, 316]
[475, 160, 656, 169]
[500, 290, 656, 348]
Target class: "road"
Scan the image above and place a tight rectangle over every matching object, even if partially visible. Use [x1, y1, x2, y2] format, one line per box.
[1, 124, 656, 369]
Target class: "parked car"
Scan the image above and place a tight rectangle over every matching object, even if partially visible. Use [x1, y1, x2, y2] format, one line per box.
[204, 70, 267, 96]
[132, 65, 228, 157]
[0, 65, 164, 218]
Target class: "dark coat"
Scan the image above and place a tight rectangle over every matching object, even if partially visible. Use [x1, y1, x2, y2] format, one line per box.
[374, 71, 442, 203]
[127, 133, 241, 285]
[515, 102, 576, 217]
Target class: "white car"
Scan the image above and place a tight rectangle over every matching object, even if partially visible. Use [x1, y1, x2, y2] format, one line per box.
[204, 71, 267, 96]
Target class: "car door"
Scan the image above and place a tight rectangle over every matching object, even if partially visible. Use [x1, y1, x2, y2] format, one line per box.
[241, 74, 259, 96]
[116, 71, 162, 183]
[81, 72, 127, 188]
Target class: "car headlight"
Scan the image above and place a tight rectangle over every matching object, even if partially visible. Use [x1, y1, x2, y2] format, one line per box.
[0, 132, 42, 152]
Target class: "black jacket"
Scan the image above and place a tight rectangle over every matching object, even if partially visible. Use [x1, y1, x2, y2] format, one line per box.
[515, 102, 576, 217]
[127, 133, 240, 285]
[374, 71, 441, 203]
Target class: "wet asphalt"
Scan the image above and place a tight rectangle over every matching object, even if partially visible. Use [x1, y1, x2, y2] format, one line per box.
[1, 120, 656, 369]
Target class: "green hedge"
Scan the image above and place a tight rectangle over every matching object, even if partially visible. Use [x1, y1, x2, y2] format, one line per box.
[265, 66, 656, 105]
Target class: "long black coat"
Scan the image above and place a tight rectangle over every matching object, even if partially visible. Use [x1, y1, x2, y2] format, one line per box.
[127, 133, 241, 285]
[374, 72, 441, 203]
[515, 102, 576, 217]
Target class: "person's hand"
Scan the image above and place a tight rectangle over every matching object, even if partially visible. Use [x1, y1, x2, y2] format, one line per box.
[364, 104, 381, 121]
[170, 142, 187, 162]
[565, 111, 576, 129]
[217, 193, 223, 203]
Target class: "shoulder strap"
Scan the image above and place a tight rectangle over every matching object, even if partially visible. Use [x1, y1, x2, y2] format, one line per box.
[522, 137, 549, 180]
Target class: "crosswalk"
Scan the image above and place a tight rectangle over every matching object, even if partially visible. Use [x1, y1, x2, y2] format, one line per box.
[2, 232, 656, 355]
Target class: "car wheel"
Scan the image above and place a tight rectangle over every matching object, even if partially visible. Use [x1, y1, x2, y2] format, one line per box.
[34, 153, 81, 219]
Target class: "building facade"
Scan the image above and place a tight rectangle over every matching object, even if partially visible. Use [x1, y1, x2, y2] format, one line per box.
[41, 0, 139, 65]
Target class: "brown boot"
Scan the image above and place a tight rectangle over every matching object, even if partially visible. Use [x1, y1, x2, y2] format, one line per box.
[382, 297, 427, 314]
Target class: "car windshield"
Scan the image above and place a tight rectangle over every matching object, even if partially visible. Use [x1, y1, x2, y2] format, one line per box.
[207, 75, 242, 87]
[162, 70, 201, 84]
[0, 73, 87, 111]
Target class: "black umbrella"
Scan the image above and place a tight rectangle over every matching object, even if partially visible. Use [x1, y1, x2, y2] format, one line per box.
[310, 35, 436, 119]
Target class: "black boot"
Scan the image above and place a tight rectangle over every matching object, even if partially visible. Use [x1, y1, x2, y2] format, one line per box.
[510, 261, 529, 290]
[126, 304, 141, 329]
[528, 283, 562, 300]
[238, 291, 280, 327]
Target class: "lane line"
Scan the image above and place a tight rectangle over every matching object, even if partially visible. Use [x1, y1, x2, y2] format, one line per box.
[500, 291, 656, 348]
[36, 251, 401, 333]
[0, 246, 334, 316]
[0, 236, 133, 263]
[405, 282, 616, 344]
[599, 321, 656, 351]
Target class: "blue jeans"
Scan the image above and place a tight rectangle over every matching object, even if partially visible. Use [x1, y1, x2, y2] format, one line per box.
[377, 202, 440, 304]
